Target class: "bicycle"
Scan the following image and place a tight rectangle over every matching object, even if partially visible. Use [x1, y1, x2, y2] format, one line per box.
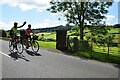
[9, 34, 24, 54]
[23, 34, 39, 53]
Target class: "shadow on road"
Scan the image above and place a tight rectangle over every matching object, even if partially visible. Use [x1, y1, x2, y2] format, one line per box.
[8, 52, 30, 62]
[113, 64, 120, 69]
[25, 50, 41, 56]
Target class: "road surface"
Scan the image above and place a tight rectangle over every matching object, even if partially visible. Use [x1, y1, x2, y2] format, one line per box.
[0, 40, 119, 78]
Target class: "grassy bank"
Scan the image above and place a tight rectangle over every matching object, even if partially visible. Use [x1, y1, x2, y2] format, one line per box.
[74, 51, 120, 64]
[37, 41, 56, 48]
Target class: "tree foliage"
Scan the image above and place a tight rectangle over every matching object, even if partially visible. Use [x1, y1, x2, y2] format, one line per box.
[47, 1, 113, 40]
[0, 29, 7, 37]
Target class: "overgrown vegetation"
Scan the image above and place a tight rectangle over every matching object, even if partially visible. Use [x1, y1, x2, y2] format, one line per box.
[74, 50, 120, 64]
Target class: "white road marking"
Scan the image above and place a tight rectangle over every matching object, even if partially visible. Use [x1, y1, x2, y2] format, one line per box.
[0, 51, 19, 61]
[0, 51, 11, 58]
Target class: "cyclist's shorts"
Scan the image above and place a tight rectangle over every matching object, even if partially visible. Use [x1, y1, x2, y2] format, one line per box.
[25, 35, 31, 39]
[10, 33, 14, 38]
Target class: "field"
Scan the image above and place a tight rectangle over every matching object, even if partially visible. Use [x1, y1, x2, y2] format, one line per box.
[37, 41, 56, 48]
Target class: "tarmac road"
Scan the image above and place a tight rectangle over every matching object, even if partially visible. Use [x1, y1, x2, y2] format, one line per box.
[0, 40, 119, 78]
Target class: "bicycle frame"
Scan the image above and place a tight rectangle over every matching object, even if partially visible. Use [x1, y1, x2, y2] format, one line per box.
[22, 34, 39, 53]
[9, 34, 24, 54]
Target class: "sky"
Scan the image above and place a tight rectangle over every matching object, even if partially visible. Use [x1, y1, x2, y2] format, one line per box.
[0, 0, 119, 30]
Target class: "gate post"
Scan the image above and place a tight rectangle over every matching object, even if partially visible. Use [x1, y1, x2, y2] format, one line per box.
[56, 30, 67, 50]
[73, 37, 79, 52]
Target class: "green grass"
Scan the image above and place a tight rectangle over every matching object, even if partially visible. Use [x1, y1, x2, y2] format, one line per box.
[74, 51, 120, 64]
[67, 30, 76, 35]
[36, 32, 52, 38]
[108, 29, 119, 33]
[36, 32, 56, 40]
[93, 46, 120, 55]
[37, 41, 56, 48]
[0, 37, 11, 41]
[73, 42, 120, 64]
[44, 34, 56, 39]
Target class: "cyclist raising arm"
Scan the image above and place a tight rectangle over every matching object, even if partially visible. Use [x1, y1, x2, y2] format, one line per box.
[10, 21, 26, 42]
[25, 24, 34, 49]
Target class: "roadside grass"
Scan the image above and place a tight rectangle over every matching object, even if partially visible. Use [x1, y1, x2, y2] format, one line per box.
[37, 41, 56, 48]
[36, 32, 52, 38]
[92, 46, 120, 55]
[108, 29, 119, 33]
[0, 37, 11, 41]
[44, 33, 56, 39]
[74, 50, 120, 64]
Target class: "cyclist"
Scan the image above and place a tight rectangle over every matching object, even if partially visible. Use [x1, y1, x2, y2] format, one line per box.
[25, 24, 34, 49]
[10, 21, 26, 42]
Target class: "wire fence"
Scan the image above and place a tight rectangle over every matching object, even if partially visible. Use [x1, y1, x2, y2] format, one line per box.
[66, 36, 120, 58]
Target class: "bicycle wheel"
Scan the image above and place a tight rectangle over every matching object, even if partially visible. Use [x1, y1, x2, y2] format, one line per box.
[17, 41, 23, 54]
[9, 40, 14, 52]
[23, 40, 27, 50]
[31, 41, 39, 53]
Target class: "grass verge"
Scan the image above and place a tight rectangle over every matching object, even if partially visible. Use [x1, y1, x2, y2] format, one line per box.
[37, 41, 56, 48]
[74, 51, 120, 64]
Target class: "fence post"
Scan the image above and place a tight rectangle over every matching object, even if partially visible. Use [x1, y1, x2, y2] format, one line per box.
[66, 36, 69, 49]
[107, 43, 109, 55]
[73, 37, 79, 52]
[91, 41, 93, 58]
[66, 35, 72, 51]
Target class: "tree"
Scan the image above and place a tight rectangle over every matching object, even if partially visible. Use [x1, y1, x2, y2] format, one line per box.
[47, 1, 113, 40]
[0, 29, 7, 37]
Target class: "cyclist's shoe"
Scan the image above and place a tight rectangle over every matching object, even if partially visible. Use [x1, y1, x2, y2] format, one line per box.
[15, 47, 18, 50]
[26, 46, 29, 49]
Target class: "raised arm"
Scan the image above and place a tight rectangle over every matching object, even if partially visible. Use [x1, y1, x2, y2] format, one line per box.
[18, 21, 26, 28]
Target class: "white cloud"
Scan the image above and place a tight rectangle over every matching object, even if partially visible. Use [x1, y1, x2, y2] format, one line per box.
[0, 21, 13, 30]
[44, 19, 50, 22]
[106, 22, 114, 26]
[87, 21, 91, 25]
[57, 11, 68, 16]
[0, 0, 51, 12]
[114, 0, 120, 2]
[116, 19, 118, 22]
[50, 10, 68, 17]
[105, 15, 115, 21]
[50, 13, 57, 16]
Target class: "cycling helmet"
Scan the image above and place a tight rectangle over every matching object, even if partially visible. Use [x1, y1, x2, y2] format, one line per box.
[28, 24, 31, 28]
[14, 22, 18, 25]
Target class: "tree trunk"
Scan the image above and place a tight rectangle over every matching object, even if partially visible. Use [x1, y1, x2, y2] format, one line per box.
[79, 25, 83, 40]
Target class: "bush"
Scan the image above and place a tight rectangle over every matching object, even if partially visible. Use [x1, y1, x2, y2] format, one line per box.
[78, 41, 91, 52]
[0, 30, 7, 37]
[47, 38, 56, 42]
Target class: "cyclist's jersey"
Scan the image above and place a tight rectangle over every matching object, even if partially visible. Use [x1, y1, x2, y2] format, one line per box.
[11, 26, 18, 34]
[25, 28, 32, 35]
